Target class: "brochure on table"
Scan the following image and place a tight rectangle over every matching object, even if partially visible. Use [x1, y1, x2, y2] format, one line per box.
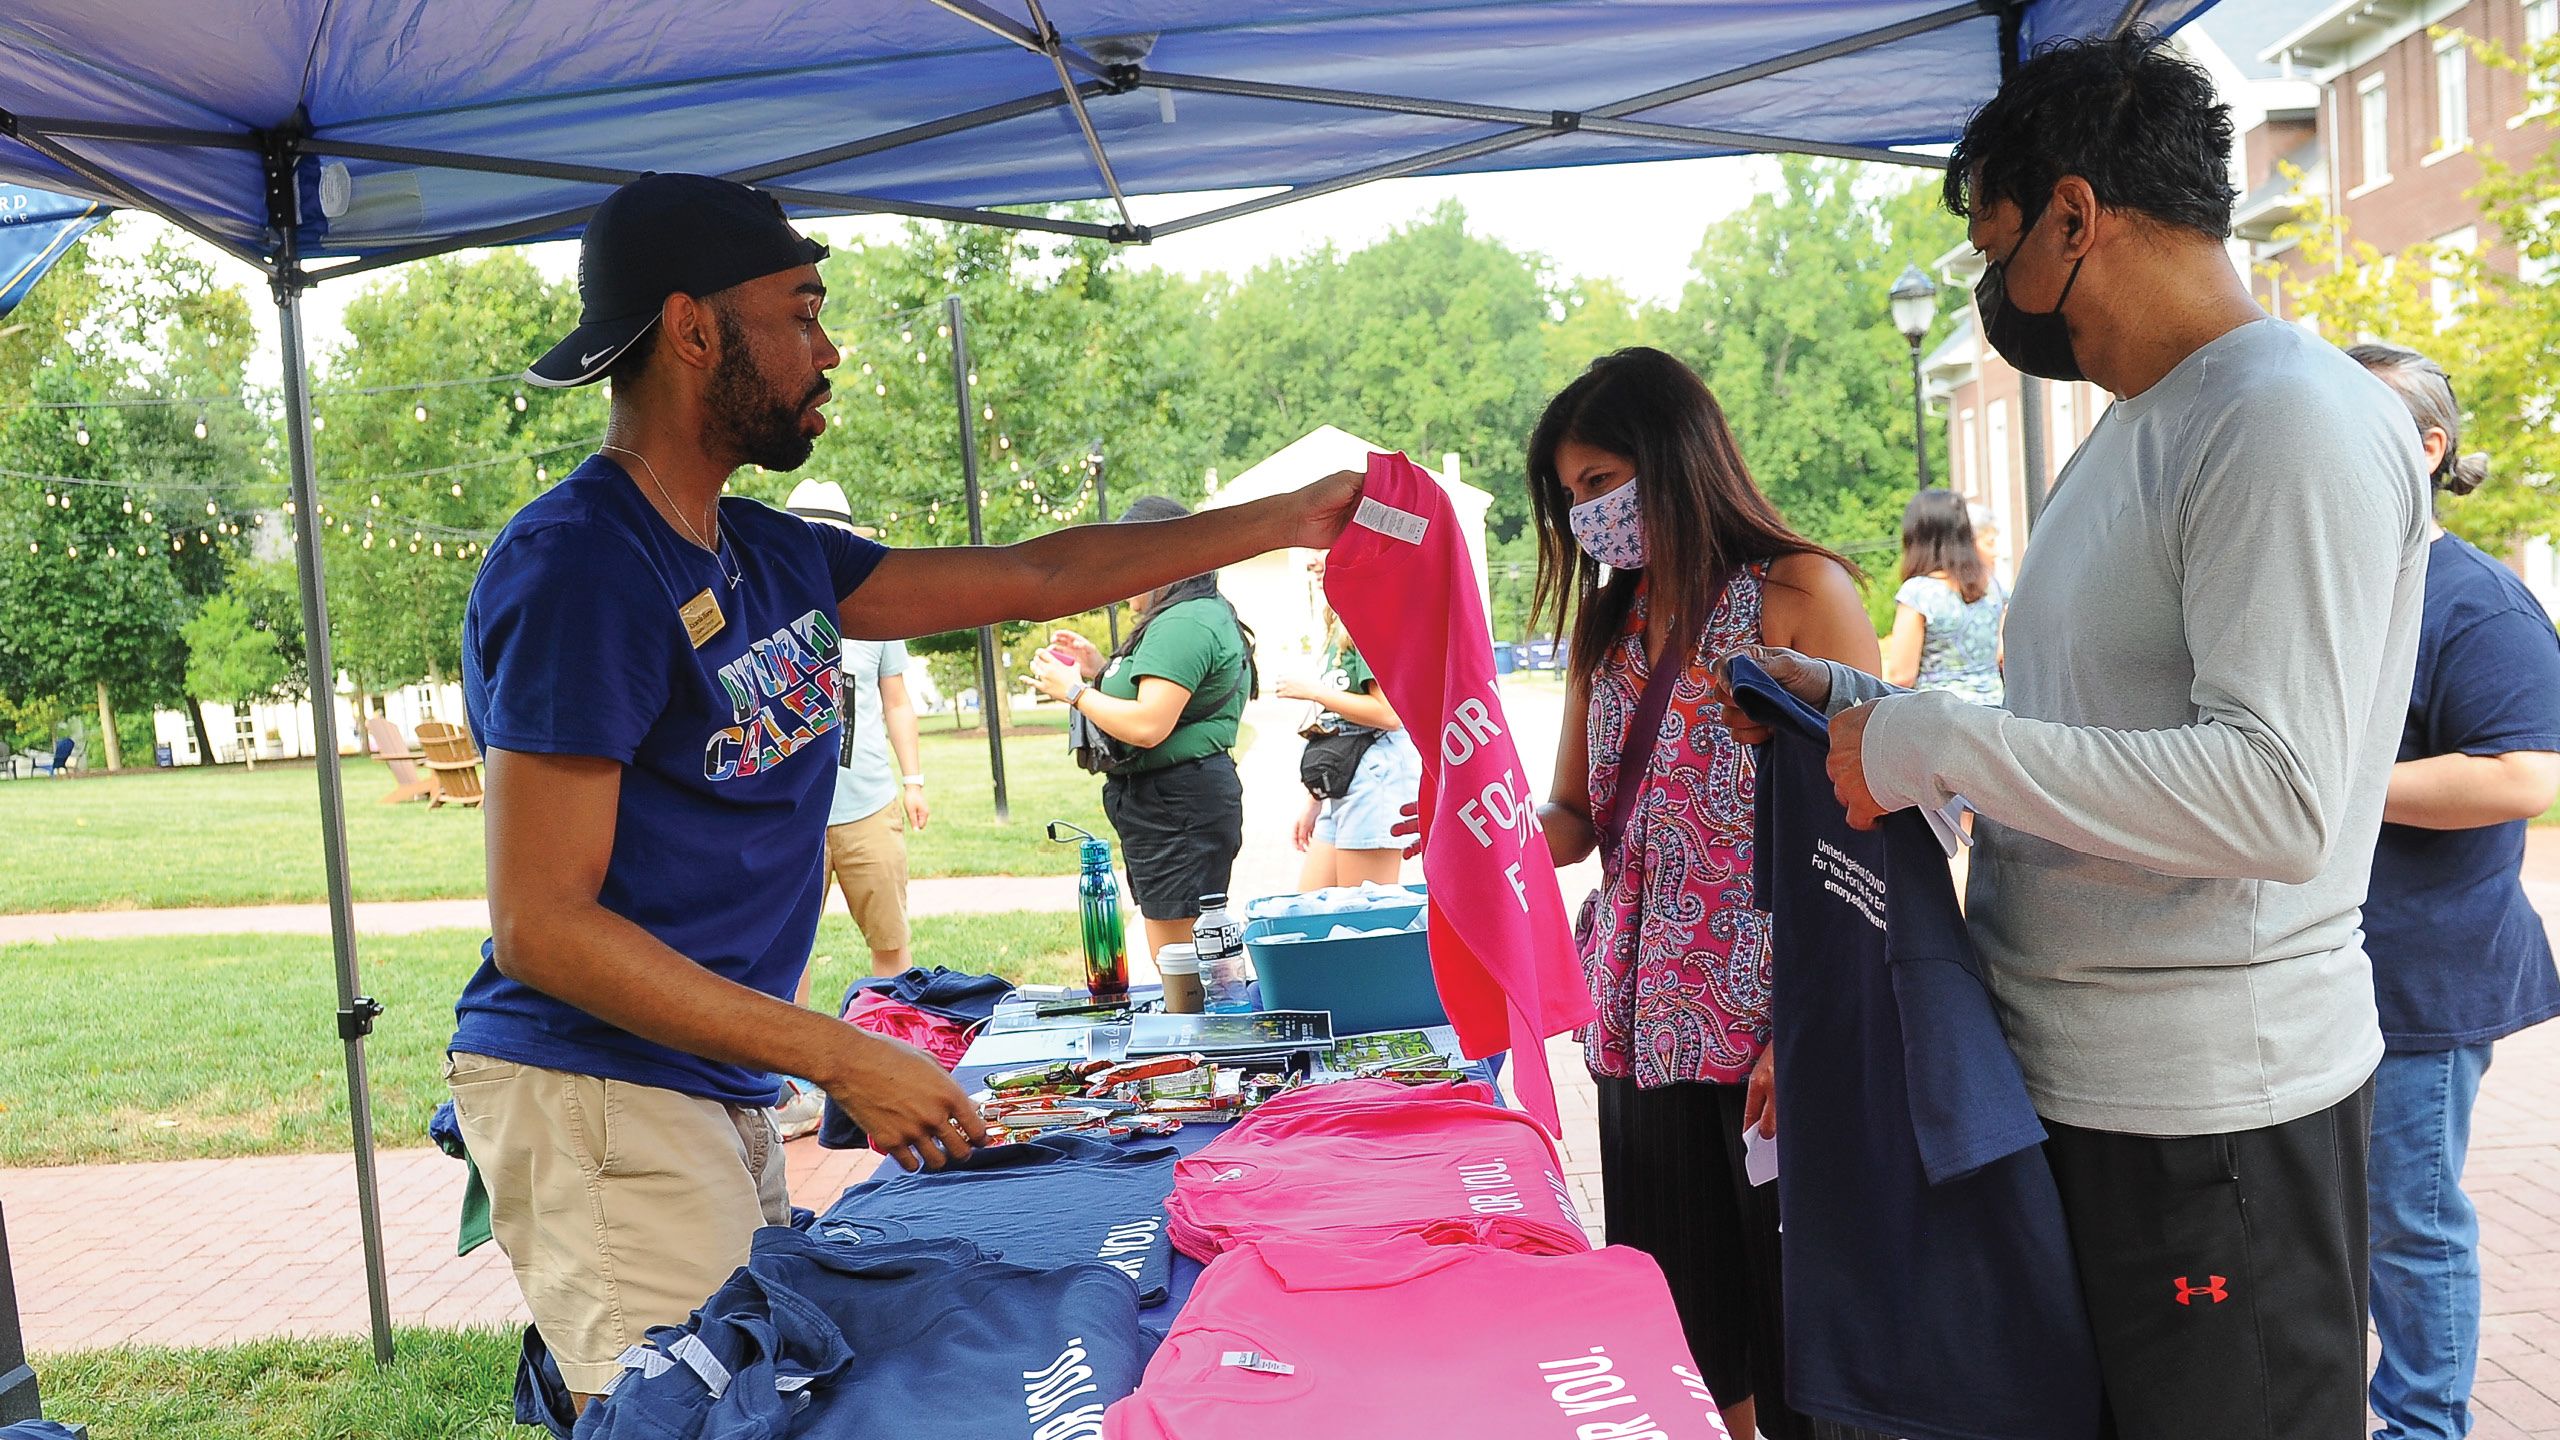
[961, 1013, 1468, 1079]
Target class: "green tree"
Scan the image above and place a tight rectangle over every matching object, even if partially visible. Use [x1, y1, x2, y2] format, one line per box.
[1671, 159, 1967, 581]
[310, 253, 591, 704]
[0, 226, 266, 769]
[1203, 203, 1555, 540]
[181, 590, 289, 766]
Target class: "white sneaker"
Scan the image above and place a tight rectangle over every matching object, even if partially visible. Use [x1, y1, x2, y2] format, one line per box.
[770, 1078, 825, 1141]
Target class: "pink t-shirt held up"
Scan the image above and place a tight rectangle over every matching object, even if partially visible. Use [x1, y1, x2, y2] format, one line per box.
[1324, 453, 1595, 1132]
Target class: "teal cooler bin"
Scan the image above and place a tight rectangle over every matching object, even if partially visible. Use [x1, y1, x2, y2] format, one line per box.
[1243, 889, 1450, 1035]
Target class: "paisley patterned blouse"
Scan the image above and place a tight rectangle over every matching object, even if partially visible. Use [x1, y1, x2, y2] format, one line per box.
[1576, 567, 1772, 1088]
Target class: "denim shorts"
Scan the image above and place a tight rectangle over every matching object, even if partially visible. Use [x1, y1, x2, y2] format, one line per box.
[1314, 727, 1423, 851]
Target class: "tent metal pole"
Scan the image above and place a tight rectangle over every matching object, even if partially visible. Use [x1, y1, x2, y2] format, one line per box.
[264, 131, 398, 1364]
[299, 178, 1115, 290]
[1148, 126, 1556, 239]
[947, 295, 1009, 821]
[1135, 72, 1942, 168]
[1595, 1, 1992, 115]
[278, 271, 398, 1369]
[7, 115, 254, 150]
[1023, 0, 1134, 231]
[0, 112, 270, 272]
[925, 0, 1114, 79]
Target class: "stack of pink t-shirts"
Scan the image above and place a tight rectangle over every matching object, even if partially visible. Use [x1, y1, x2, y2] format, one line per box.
[1165, 1079, 1589, 1261]
[1103, 1233, 1733, 1439]
[837, 988, 974, 1069]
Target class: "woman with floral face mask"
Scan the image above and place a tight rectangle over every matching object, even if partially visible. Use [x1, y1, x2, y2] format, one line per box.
[1528, 347, 1880, 1440]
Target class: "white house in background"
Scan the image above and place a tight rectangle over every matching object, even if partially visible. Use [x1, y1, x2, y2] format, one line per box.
[1201, 426, 1493, 680]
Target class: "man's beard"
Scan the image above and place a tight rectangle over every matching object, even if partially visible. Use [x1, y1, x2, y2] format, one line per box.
[706, 309, 822, 472]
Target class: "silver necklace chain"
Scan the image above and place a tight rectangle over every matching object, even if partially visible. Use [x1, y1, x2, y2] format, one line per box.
[602, 443, 742, 589]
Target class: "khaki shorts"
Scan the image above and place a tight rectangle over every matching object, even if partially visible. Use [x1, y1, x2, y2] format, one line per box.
[443, 1051, 792, 1395]
[826, 802, 911, 955]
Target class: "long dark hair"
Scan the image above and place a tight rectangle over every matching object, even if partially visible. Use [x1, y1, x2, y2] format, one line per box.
[1528, 348, 1849, 690]
[1900, 489, 1991, 603]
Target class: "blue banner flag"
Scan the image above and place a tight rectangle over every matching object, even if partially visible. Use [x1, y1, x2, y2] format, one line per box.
[0, 184, 106, 319]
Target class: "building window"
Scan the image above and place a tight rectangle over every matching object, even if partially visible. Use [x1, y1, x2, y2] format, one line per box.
[2434, 38, 2470, 152]
[2526, 0, 2560, 117]
[2360, 74, 2392, 188]
[1957, 406, 1978, 494]
[2050, 383, 2079, 465]
[2431, 226, 2478, 328]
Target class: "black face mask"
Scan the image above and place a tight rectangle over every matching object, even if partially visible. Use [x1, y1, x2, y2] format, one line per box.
[1975, 199, 2087, 383]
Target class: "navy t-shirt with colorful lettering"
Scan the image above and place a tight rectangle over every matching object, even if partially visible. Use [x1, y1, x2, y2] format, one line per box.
[451, 455, 887, 1108]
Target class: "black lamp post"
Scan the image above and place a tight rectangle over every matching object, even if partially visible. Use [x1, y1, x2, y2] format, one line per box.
[1889, 263, 1939, 492]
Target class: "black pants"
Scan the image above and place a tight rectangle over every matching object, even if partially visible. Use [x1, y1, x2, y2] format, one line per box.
[1101, 753, 1243, 922]
[2044, 1078, 2377, 1440]
[1598, 1077, 1829, 1439]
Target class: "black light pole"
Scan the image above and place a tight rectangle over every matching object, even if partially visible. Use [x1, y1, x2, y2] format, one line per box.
[947, 295, 1008, 821]
[1889, 264, 1939, 493]
[1089, 439, 1118, 650]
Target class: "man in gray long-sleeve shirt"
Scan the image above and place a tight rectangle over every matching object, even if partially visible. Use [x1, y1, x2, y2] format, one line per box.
[1726, 35, 2427, 1440]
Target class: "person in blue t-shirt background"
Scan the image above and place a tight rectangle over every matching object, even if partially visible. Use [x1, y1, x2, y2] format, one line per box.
[2349, 343, 2560, 1440]
[443, 172, 1363, 1412]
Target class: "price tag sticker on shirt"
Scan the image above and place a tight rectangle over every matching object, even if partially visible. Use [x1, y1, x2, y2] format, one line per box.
[1220, 1350, 1298, 1376]
[1351, 496, 1429, 546]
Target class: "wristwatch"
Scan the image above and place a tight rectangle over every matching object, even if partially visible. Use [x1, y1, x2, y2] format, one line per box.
[902, 774, 925, 788]
[1065, 680, 1089, 708]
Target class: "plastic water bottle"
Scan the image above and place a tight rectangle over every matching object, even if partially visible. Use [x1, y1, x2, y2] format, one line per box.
[1194, 893, 1251, 1013]
[1048, 822, 1128, 999]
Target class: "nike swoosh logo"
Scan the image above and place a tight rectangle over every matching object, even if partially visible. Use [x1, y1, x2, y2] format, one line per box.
[579, 347, 612, 367]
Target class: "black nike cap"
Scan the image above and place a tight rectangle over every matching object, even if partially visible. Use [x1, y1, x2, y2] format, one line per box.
[526, 173, 829, 388]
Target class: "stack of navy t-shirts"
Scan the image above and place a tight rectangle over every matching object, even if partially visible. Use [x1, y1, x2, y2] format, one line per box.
[574, 1230, 1153, 1439]
[815, 1131, 1178, 1305]
[0, 1422, 85, 1439]
[818, 967, 1013, 1150]
[1730, 658, 2103, 1440]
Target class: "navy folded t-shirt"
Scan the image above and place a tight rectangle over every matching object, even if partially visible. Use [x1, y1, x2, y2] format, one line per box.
[1732, 656, 2102, 1440]
[815, 1131, 1178, 1305]
[2365, 533, 2560, 1050]
[576, 1232, 1153, 1440]
[451, 455, 887, 1108]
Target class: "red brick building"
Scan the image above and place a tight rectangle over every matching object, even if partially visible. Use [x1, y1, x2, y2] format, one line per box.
[1924, 0, 2554, 589]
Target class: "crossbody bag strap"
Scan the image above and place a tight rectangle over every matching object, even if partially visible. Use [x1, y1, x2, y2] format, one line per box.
[1595, 566, 1733, 872]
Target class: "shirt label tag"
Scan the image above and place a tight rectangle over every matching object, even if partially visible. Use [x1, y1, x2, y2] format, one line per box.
[679, 587, 726, 648]
[1352, 496, 1428, 545]
[1220, 1350, 1297, 1375]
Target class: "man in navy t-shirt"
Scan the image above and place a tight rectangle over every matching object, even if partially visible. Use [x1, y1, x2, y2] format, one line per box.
[2351, 343, 2560, 1440]
[445, 172, 1362, 1409]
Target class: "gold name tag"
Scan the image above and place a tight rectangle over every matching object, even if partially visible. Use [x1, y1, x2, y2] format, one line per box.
[679, 588, 726, 648]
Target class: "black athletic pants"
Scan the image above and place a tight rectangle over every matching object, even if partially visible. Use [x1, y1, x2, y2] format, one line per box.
[2043, 1077, 2377, 1440]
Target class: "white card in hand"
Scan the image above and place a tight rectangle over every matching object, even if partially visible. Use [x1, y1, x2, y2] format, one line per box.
[1744, 1123, 1779, 1187]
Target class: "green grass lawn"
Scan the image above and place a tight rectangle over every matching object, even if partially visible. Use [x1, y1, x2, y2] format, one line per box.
[36, 1326, 547, 1439]
[0, 706, 1109, 912]
[0, 913, 1084, 1168]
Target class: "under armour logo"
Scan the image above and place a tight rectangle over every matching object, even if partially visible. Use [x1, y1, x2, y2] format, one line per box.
[2173, 1275, 2229, 1306]
[1208, 1166, 1246, 1184]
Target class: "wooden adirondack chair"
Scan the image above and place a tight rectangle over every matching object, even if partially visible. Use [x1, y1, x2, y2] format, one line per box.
[368, 717, 434, 804]
[416, 720, 486, 808]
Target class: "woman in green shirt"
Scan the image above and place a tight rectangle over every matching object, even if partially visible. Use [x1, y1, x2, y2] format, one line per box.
[1029, 497, 1255, 956]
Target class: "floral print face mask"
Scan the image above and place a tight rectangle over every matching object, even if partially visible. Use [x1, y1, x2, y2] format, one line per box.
[1566, 476, 1645, 570]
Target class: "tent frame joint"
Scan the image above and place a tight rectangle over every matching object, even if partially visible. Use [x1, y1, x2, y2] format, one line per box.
[254, 124, 316, 298]
[337, 996, 384, 1043]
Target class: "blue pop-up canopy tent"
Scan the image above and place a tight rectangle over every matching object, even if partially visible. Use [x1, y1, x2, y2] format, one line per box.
[0, 0, 2215, 1380]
